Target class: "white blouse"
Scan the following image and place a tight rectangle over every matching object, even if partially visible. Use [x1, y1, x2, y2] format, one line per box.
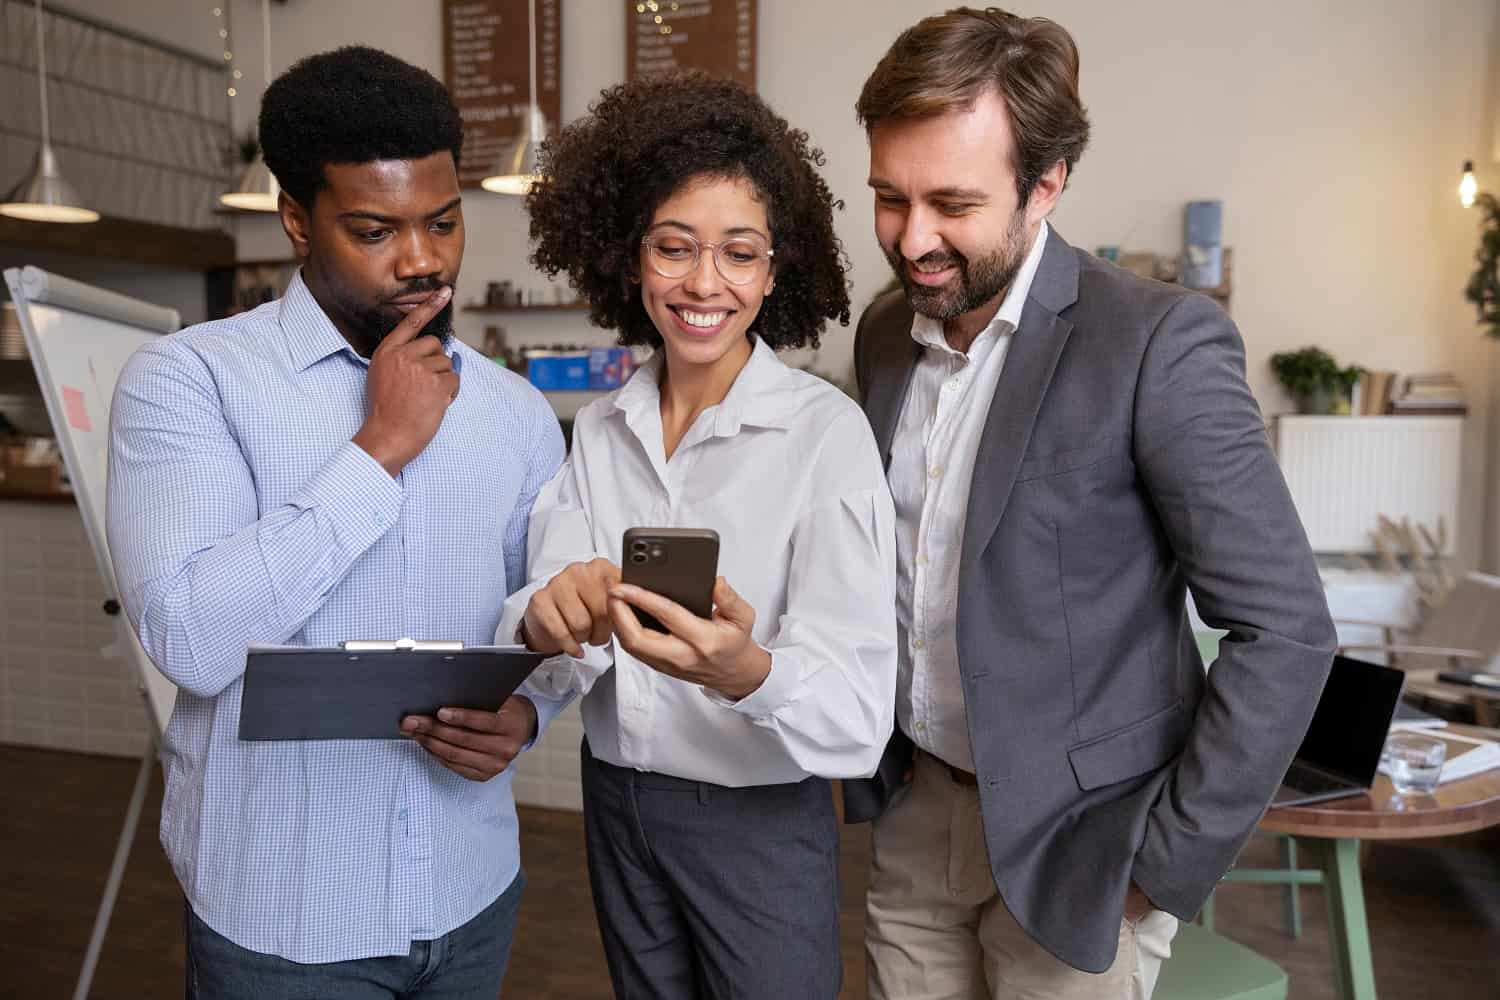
[499, 337, 898, 787]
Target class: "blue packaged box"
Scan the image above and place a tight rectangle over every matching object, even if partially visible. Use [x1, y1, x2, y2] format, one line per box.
[588, 347, 635, 389]
[527, 353, 590, 391]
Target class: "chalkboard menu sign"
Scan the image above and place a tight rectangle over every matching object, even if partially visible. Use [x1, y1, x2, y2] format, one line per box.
[443, 0, 562, 189]
[626, 0, 756, 89]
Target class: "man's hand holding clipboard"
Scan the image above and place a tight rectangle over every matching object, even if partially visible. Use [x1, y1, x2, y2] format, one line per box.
[400, 697, 537, 782]
[238, 641, 546, 782]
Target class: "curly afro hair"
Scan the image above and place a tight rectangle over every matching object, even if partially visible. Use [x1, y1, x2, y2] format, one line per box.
[526, 71, 850, 350]
[259, 46, 463, 209]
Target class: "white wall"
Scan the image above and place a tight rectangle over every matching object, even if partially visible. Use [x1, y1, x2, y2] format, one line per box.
[135, 0, 1487, 570]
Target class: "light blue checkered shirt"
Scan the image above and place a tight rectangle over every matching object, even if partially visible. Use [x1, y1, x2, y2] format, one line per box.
[106, 272, 566, 963]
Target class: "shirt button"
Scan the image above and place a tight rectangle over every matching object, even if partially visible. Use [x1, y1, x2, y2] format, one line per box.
[916, 553, 929, 567]
[929, 465, 943, 480]
[913, 638, 926, 651]
[915, 721, 927, 731]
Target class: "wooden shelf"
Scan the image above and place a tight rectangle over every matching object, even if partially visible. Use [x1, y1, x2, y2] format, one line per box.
[0, 213, 235, 272]
[462, 303, 588, 314]
[0, 485, 73, 504]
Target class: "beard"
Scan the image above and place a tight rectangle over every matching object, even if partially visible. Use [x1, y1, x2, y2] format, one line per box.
[884, 208, 1029, 322]
[337, 277, 455, 357]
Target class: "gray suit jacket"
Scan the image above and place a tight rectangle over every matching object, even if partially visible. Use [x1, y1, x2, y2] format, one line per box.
[843, 230, 1337, 973]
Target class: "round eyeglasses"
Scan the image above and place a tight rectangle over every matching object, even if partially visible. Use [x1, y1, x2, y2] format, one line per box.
[641, 230, 774, 286]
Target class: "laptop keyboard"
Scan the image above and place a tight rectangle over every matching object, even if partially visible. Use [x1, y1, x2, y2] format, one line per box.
[1284, 760, 1353, 797]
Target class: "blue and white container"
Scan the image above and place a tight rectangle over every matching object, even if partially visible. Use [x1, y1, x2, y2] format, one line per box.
[1181, 199, 1223, 289]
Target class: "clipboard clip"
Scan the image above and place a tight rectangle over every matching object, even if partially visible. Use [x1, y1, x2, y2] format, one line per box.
[342, 638, 466, 652]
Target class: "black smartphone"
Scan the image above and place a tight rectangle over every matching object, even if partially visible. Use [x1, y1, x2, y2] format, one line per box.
[620, 528, 720, 633]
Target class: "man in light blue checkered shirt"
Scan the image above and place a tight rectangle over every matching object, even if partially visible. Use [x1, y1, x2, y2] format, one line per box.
[105, 47, 565, 998]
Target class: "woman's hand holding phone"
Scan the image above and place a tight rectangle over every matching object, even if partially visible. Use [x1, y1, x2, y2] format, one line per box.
[607, 577, 771, 701]
[521, 558, 621, 657]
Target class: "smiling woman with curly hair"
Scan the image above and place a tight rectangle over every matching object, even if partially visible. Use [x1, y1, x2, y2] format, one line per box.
[527, 70, 849, 348]
[501, 72, 897, 998]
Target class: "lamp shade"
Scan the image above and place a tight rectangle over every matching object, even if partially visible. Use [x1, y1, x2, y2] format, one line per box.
[481, 106, 547, 196]
[219, 153, 280, 212]
[0, 144, 99, 223]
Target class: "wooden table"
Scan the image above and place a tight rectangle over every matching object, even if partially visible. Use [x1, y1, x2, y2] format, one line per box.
[1402, 669, 1500, 727]
[1249, 726, 1500, 1000]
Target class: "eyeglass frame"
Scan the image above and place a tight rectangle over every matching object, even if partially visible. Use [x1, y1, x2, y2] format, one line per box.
[639, 229, 775, 286]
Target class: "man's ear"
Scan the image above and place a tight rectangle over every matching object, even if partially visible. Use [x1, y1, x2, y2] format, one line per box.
[279, 191, 312, 261]
[1025, 159, 1067, 227]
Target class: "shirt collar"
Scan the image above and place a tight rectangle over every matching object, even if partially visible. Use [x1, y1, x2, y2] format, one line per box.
[279, 270, 361, 372]
[612, 336, 796, 436]
[278, 269, 462, 374]
[910, 220, 1050, 353]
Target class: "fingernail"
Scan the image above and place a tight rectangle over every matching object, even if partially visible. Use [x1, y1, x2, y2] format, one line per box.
[437, 708, 453, 722]
[436, 286, 452, 301]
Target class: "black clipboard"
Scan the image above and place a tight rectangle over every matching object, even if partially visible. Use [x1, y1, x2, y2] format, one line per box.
[238, 641, 547, 741]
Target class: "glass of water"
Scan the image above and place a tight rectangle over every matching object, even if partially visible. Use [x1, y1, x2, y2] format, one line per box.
[1385, 733, 1447, 795]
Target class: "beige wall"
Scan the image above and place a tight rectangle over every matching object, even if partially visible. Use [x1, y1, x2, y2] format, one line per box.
[74, 0, 1500, 569]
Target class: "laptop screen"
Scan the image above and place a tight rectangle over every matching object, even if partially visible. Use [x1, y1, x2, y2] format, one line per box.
[1294, 654, 1406, 785]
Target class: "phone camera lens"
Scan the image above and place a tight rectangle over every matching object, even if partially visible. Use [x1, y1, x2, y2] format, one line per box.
[631, 539, 649, 553]
[630, 552, 648, 564]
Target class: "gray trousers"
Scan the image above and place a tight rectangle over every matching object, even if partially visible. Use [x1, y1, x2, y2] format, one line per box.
[581, 739, 842, 1000]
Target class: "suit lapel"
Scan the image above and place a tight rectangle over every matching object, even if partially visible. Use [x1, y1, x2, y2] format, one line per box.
[861, 294, 922, 466]
[959, 233, 1081, 579]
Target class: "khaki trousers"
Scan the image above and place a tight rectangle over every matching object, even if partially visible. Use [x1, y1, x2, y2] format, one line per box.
[865, 750, 1178, 1000]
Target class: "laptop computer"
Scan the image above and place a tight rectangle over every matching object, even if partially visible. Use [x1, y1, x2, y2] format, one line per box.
[1271, 654, 1405, 807]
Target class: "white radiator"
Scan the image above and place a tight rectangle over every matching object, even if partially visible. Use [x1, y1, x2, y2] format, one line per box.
[1273, 416, 1463, 554]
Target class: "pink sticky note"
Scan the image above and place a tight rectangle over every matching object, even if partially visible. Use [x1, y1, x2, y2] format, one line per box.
[62, 386, 92, 432]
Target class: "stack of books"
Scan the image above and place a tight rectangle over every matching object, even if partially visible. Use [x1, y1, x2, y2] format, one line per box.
[1354, 370, 1397, 415]
[1388, 373, 1467, 415]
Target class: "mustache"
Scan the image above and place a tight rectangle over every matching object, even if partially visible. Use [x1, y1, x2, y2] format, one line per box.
[384, 278, 452, 303]
[907, 250, 963, 270]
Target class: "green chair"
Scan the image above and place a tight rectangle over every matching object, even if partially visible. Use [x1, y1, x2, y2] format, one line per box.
[1156, 921, 1288, 1000]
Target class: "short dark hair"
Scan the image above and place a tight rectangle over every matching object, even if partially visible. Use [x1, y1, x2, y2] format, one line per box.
[526, 71, 850, 350]
[259, 45, 464, 208]
[857, 7, 1090, 205]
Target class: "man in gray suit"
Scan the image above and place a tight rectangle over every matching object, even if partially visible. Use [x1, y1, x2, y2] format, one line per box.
[845, 8, 1337, 998]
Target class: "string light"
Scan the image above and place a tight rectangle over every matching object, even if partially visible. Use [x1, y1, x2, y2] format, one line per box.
[214, 4, 238, 98]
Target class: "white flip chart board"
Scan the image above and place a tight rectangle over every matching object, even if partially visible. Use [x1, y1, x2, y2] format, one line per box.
[4, 265, 180, 734]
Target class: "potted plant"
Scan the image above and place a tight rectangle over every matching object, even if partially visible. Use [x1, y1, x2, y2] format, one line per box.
[1464, 192, 1500, 338]
[1269, 347, 1362, 415]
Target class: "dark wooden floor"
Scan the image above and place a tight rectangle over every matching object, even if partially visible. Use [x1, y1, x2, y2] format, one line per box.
[2, 745, 1497, 999]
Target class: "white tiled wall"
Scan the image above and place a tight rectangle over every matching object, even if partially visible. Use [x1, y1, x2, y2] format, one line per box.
[511, 699, 585, 812]
[0, 500, 152, 757]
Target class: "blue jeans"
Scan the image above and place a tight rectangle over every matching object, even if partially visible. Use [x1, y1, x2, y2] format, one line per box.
[185, 870, 525, 999]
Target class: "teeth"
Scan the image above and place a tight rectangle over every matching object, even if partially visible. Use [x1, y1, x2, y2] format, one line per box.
[913, 261, 952, 274]
[680, 310, 727, 328]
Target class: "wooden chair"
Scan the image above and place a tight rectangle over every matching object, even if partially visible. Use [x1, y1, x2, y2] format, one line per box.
[1334, 571, 1500, 724]
[1156, 922, 1288, 1000]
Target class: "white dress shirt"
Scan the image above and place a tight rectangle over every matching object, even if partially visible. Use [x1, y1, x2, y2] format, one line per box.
[499, 337, 898, 786]
[888, 222, 1049, 772]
